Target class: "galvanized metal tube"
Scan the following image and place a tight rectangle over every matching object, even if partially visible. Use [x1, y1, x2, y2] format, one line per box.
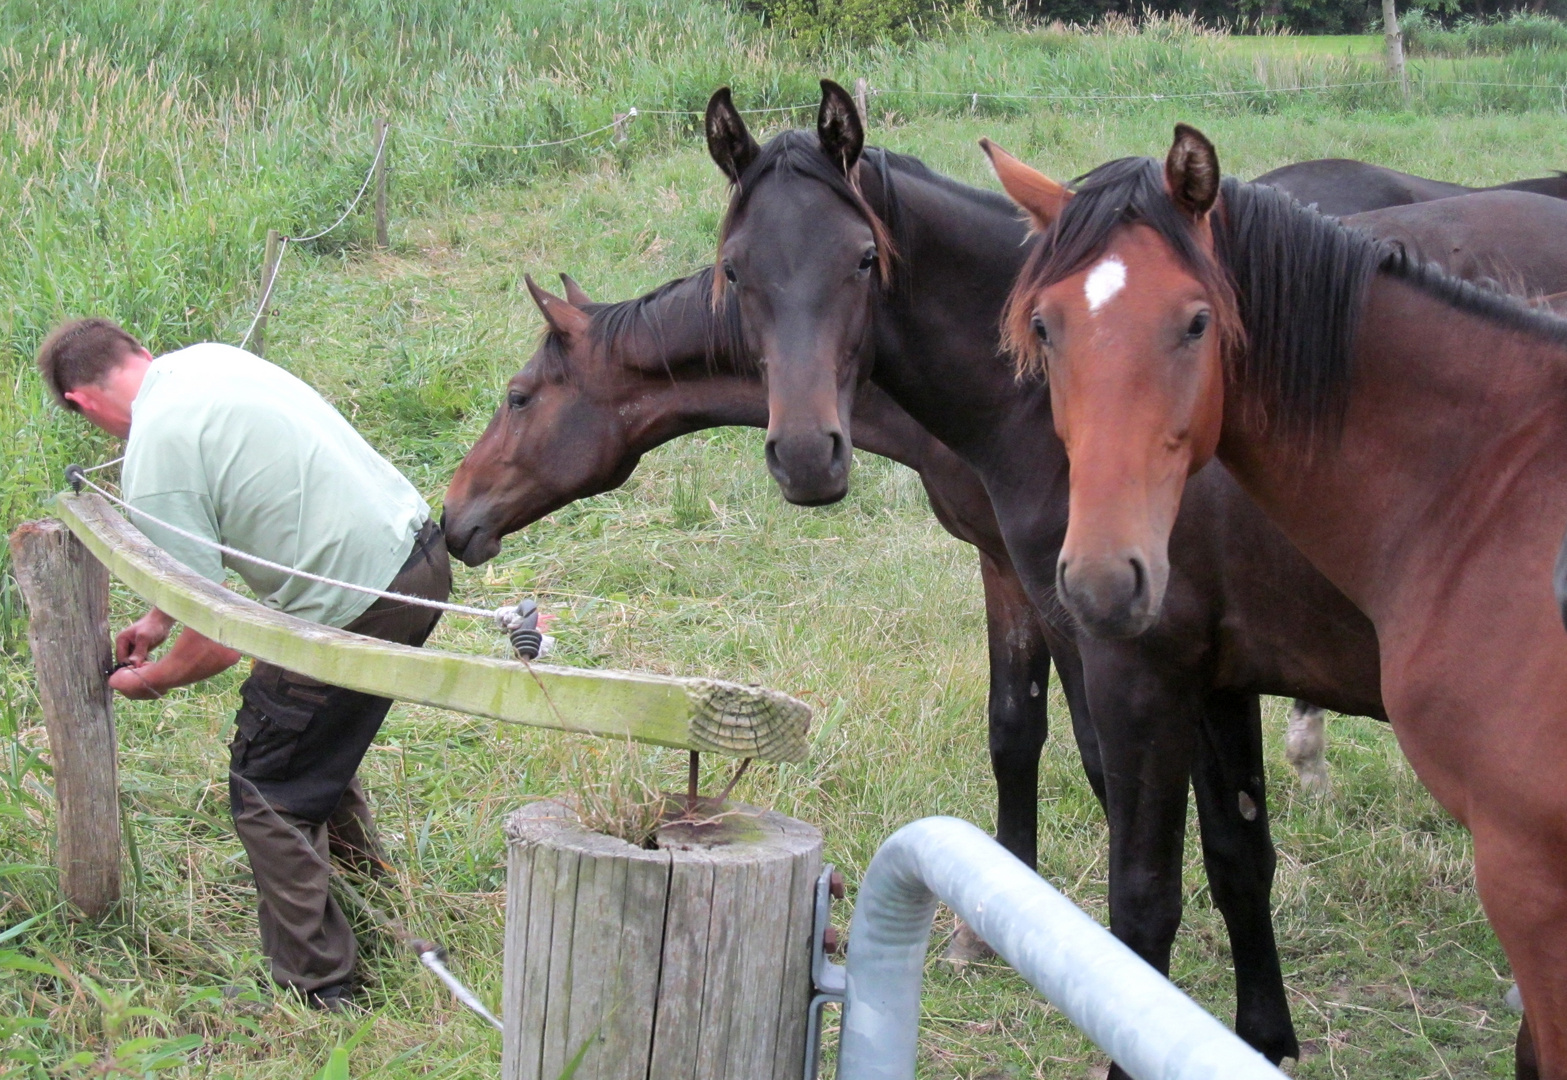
[837, 816, 1287, 1080]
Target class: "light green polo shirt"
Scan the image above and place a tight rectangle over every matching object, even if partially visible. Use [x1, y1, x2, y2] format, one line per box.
[122, 343, 429, 628]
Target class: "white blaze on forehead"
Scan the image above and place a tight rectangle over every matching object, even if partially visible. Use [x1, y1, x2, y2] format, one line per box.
[1083, 256, 1127, 314]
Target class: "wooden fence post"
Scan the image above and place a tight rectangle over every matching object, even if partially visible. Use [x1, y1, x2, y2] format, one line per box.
[254, 228, 282, 357]
[8, 519, 120, 918]
[1382, 0, 1409, 100]
[374, 118, 390, 249]
[854, 77, 869, 124]
[502, 802, 822, 1080]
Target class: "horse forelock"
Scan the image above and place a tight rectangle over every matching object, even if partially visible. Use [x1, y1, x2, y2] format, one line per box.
[1002, 156, 1243, 387]
[711, 130, 897, 310]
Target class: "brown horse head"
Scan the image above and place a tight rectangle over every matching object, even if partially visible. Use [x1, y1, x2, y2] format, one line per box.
[442, 271, 757, 565]
[987, 127, 1242, 638]
[705, 80, 890, 506]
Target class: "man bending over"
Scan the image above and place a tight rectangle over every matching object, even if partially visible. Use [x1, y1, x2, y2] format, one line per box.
[37, 319, 450, 1011]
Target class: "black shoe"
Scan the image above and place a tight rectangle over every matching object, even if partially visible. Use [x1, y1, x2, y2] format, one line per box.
[305, 982, 354, 1012]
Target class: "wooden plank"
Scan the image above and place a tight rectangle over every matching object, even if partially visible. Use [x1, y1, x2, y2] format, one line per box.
[55, 493, 809, 762]
[8, 519, 121, 918]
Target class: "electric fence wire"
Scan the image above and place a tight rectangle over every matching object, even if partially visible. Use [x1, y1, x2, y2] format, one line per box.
[68, 470, 524, 628]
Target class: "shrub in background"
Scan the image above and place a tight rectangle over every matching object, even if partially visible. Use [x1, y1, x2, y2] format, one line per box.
[1402, 9, 1567, 53]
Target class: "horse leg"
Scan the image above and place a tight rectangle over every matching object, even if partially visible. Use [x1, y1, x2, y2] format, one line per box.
[1468, 816, 1567, 1079]
[1520, 1013, 1539, 1080]
[1081, 649, 1199, 1080]
[1191, 690, 1299, 1064]
[947, 551, 1060, 964]
[1284, 699, 1331, 795]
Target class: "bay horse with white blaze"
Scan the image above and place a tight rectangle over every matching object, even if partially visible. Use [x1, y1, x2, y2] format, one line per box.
[989, 124, 1567, 1078]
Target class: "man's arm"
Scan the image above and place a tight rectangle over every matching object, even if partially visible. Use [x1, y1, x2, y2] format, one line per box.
[109, 624, 241, 700]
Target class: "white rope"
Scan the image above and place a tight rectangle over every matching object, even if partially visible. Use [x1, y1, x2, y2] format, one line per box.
[403, 115, 628, 152]
[291, 123, 390, 244]
[635, 101, 820, 116]
[71, 472, 519, 627]
[237, 236, 288, 352]
[874, 79, 1401, 102]
[235, 124, 389, 350]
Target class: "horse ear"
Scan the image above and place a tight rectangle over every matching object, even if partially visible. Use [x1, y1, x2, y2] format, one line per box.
[980, 138, 1071, 232]
[525, 274, 590, 339]
[1164, 123, 1220, 220]
[559, 273, 592, 307]
[817, 79, 864, 176]
[706, 87, 760, 184]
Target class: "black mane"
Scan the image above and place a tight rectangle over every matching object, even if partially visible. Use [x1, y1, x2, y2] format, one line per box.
[1012, 154, 1567, 440]
[533, 265, 749, 382]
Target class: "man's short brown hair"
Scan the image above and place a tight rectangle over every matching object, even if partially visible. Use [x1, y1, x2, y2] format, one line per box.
[36, 318, 145, 412]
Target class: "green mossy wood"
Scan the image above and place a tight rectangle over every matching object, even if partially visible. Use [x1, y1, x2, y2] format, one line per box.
[54, 493, 811, 762]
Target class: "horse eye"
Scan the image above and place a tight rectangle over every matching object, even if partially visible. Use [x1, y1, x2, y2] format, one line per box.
[1031, 313, 1050, 346]
[858, 248, 877, 272]
[507, 390, 530, 410]
[1186, 311, 1211, 339]
[723, 263, 738, 284]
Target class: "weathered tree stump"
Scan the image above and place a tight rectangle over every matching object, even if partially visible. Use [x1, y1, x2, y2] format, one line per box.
[8, 518, 120, 918]
[502, 800, 823, 1080]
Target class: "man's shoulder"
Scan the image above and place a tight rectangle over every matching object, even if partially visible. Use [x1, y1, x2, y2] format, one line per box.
[144, 344, 325, 412]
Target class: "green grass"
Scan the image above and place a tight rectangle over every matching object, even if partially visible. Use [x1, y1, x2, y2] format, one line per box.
[5, 4, 1567, 1077]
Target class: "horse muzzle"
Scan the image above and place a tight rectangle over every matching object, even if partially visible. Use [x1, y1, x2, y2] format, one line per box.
[1056, 548, 1167, 639]
[442, 510, 503, 567]
[765, 428, 851, 506]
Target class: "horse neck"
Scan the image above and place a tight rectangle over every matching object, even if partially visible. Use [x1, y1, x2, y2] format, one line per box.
[856, 162, 1073, 600]
[580, 275, 771, 447]
[861, 164, 1061, 472]
[1219, 274, 1567, 624]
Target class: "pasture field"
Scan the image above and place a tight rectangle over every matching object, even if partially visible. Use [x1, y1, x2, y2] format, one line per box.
[5, 3, 1567, 1077]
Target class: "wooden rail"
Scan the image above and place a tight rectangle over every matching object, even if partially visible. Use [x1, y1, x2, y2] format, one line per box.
[53, 493, 811, 763]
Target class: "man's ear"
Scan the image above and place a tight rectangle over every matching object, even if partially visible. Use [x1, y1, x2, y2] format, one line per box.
[525, 274, 591, 339]
[706, 87, 760, 185]
[980, 138, 1071, 232]
[1164, 123, 1220, 221]
[817, 79, 864, 176]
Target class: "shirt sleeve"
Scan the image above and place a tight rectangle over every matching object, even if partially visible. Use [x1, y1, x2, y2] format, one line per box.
[126, 489, 226, 585]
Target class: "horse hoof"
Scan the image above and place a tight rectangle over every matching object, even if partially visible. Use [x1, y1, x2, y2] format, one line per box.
[941, 920, 996, 965]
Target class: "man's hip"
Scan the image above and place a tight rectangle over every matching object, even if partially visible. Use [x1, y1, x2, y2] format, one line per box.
[229, 519, 452, 821]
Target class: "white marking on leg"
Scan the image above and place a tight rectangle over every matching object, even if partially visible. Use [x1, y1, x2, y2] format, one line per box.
[1084, 256, 1127, 313]
[1286, 700, 1331, 795]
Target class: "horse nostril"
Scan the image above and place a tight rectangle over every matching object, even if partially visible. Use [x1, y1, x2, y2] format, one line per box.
[828, 430, 848, 470]
[1127, 556, 1147, 602]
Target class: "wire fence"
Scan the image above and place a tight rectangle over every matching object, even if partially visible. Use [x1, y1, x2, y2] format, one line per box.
[226, 69, 1567, 356]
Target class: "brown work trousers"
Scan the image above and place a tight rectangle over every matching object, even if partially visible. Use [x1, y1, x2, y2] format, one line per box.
[227, 520, 451, 995]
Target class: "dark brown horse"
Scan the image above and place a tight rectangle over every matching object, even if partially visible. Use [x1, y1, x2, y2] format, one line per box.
[991, 124, 1567, 1078]
[1255, 157, 1567, 217]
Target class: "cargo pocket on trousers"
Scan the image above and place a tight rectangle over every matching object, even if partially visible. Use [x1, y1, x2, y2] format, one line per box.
[231, 703, 306, 783]
[232, 669, 331, 784]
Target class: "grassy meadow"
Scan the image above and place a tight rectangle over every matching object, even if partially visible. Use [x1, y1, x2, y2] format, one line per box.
[6, 3, 1567, 1077]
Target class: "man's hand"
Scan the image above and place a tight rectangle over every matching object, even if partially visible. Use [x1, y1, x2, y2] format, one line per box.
[109, 664, 165, 700]
[107, 624, 241, 700]
[116, 609, 176, 666]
